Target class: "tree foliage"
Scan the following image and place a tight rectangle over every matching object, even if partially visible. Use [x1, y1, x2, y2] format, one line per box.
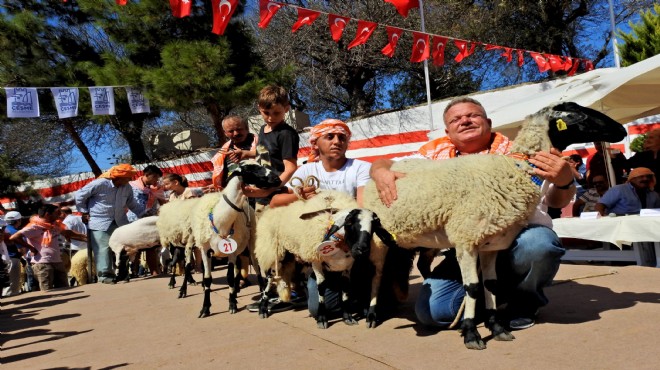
[618, 4, 660, 66]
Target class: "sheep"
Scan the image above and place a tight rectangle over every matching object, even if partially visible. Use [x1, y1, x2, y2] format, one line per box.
[363, 102, 627, 349]
[107, 216, 161, 282]
[70, 251, 96, 286]
[190, 162, 282, 317]
[254, 190, 398, 328]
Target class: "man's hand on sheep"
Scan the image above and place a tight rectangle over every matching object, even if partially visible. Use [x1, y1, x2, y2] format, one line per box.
[529, 148, 576, 208]
[371, 166, 407, 208]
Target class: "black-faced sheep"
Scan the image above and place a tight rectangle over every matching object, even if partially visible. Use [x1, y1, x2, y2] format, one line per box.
[363, 102, 627, 349]
[191, 163, 281, 317]
[254, 190, 397, 328]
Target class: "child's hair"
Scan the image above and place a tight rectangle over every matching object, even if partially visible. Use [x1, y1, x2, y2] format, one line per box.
[38, 203, 59, 217]
[258, 85, 289, 109]
[143, 165, 163, 177]
[163, 173, 188, 188]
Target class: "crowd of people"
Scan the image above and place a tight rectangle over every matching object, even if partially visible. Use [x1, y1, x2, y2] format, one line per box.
[2, 86, 660, 334]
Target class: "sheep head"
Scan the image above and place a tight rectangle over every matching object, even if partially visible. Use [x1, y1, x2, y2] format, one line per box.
[545, 102, 627, 151]
[227, 160, 282, 189]
[326, 209, 397, 260]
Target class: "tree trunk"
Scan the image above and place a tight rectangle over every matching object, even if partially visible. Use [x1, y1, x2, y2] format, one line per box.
[62, 119, 102, 176]
[206, 101, 229, 145]
[110, 116, 150, 164]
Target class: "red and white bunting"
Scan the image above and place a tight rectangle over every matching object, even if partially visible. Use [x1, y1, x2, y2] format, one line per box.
[453, 40, 476, 63]
[292, 8, 320, 32]
[546, 54, 565, 72]
[211, 0, 238, 35]
[410, 32, 430, 63]
[328, 14, 350, 42]
[431, 36, 448, 66]
[381, 26, 402, 57]
[516, 49, 524, 67]
[116, 0, 127, 5]
[530, 52, 550, 73]
[384, 0, 420, 17]
[258, 0, 284, 28]
[584, 60, 595, 71]
[347, 20, 377, 49]
[170, 0, 192, 18]
[501, 47, 513, 63]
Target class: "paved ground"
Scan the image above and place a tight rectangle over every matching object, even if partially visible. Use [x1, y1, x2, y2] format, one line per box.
[1, 262, 659, 370]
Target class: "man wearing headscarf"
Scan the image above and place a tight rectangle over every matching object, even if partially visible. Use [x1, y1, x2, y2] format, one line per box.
[75, 164, 144, 283]
[262, 119, 371, 317]
[596, 167, 660, 216]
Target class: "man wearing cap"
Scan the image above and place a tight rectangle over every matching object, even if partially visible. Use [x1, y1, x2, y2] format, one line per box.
[595, 167, 660, 216]
[266, 119, 371, 316]
[2, 211, 24, 296]
[75, 164, 144, 284]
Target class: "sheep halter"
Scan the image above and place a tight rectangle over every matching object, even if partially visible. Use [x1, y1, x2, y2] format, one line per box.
[208, 194, 250, 239]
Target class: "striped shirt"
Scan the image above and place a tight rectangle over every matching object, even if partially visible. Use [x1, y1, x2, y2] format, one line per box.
[578, 188, 601, 212]
[75, 178, 143, 231]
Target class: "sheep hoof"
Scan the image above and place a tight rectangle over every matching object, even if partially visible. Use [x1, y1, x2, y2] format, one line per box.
[316, 317, 329, 329]
[229, 302, 238, 314]
[493, 331, 515, 341]
[365, 311, 378, 328]
[178, 290, 187, 299]
[198, 307, 210, 318]
[259, 310, 268, 319]
[343, 316, 358, 326]
[464, 339, 487, 350]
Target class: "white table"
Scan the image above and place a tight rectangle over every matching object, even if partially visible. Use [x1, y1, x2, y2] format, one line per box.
[552, 215, 660, 267]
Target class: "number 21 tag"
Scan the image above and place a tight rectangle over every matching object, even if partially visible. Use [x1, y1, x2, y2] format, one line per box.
[219, 238, 238, 254]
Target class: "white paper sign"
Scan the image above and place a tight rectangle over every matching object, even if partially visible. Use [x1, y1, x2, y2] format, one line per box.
[580, 211, 600, 219]
[89, 86, 115, 115]
[217, 238, 238, 254]
[5, 88, 39, 118]
[640, 208, 660, 217]
[125, 87, 150, 114]
[51, 87, 79, 118]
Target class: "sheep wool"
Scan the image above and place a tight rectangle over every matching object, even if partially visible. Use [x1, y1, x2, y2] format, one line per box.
[109, 216, 161, 258]
[70, 251, 96, 285]
[157, 197, 202, 250]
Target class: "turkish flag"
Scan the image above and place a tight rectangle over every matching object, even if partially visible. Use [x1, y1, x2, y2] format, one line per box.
[381, 26, 403, 57]
[347, 20, 378, 49]
[258, 0, 283, 29]
[454, 40, 475, 63]
[410, 32, 430, 63]
[562, 56, 574, 72]
[170, 0, 192, 18]
[501, 47, 513, 62]
[567, 58, 580, 76]
[516, 49, 524, 67]
[211, 0, 238, 35]
[584, 60, 595, 71]
[116, 0, 127, 5]
[485, 44, 501, 51]
[385, 0, 420, 17]
[546, 54, 565, 72]
[328, 14, 350, 42]
[292, 8, 320, 32]
[530, 52, 550, 73]
[431, 36, 448, 66]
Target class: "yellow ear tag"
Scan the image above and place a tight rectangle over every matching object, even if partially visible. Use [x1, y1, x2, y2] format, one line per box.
[391, 233, 397, 241]
[556, 118, 568, 131]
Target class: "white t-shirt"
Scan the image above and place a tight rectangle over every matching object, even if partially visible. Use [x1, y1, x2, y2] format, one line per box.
[62, 215, 88, 251]
[286, 159, 372, 197]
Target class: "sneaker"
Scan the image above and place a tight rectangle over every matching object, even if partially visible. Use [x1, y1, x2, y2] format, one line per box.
[100, 277, 116, 285]
[268, 298, 294, 313]
[509, 317, 535, 330]
[247, 302, 261, 313]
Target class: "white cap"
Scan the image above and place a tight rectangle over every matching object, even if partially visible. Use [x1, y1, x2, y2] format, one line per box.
[4, 211, 22, 221]
[0, 218, 6, 227]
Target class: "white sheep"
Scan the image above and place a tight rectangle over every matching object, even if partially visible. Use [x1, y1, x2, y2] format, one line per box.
[363, 102, 627, 349]
[254, 190, 397, 328]
[108, 216, 161, 281]
[190, 162, 282, 317]
[69, 251, 96, 286]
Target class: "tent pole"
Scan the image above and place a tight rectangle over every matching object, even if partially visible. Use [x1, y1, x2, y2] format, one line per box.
[607, 0, 621, 68]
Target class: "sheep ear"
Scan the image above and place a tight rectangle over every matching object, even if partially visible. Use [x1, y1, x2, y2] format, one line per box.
[372, 214, 399, 249]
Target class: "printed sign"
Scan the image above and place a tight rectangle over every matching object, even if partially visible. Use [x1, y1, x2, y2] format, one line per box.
[125, 87, 150, 114]
[5, 88, 39, 118]
[50, 87, 79, 118]
[89, 86, 115, 115]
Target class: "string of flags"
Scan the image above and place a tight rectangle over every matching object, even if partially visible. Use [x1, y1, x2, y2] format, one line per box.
[4, 86, 150, 119]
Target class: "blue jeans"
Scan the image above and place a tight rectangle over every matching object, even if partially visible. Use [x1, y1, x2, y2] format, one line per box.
[415, 225, 565, 328]
[90, 223, 118, 278]
[307, 272, 342, 318]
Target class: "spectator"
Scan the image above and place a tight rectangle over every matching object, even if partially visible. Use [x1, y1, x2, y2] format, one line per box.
[74, 164, 143, 284]
[60, 207, 87, 256]
[207, 115, 258, 192]
[572, 174, 609, 215]
[9, 204, 86, 291]
[586, 142, 628, 185]
[163, 173, 197, 201]
[628, 128, 660, 179]
[2, 211, 24, 296]
[595, 167, 660, 216]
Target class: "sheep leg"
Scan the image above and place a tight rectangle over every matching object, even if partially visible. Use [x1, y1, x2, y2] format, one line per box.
[227, 256, 240, 314]
[258, 271, 275, 319]
[340, 269, 358, 326]
[366, 251, 386, 329]
[168, 245, 181, 289]
[185, 246, 197, 285]
[480, 251, 514, 342]
[312, 263, 329, 329]
[115, 250, 130, 283]
[457, 248, 486, 350]
[198, 248, 213, 318]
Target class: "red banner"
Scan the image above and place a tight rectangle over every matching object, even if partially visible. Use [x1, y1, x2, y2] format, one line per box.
[292, 8, 320, 32]
[384, 0, 420, 17]
[211, 0, 238, 35]
[328, 14, 350, 42]
[431, 36, 448, 66]
[258, 0, 283, 28]
[410, 32, 430, 63]
[347, 20, 378, 49]
[381, 26, 403, 57]
[170, 0, 192, 18]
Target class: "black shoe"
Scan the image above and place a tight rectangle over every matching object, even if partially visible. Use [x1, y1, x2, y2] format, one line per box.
[100, 277, 116, 284]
